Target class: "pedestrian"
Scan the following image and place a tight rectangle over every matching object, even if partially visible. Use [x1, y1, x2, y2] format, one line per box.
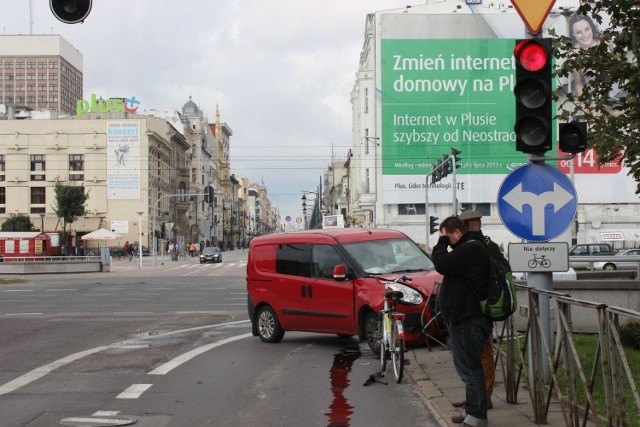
[78, 244, 85, 257]
[126, 241, 134, 261]
[431, 215, 491, 427]
[450, 209, 507, 411]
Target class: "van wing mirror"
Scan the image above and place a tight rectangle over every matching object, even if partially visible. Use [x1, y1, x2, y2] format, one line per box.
[332, 264, 347, 281]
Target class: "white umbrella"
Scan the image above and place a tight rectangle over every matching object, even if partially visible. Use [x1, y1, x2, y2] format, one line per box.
[81, 228, 123, 240]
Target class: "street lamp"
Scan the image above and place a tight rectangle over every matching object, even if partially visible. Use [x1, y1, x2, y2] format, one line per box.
[39, 213, 45, 232]
[136, 211, 144, 269]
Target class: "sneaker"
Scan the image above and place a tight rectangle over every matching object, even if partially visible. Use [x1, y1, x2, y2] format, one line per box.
[452, 400, 466, 408]
[451, 414, 465, 424]
[452, 400, 493, 410]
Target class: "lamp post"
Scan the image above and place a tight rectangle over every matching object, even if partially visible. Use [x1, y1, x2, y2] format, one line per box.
[39, 213, 45, 232]
[136, 211, 144, 269]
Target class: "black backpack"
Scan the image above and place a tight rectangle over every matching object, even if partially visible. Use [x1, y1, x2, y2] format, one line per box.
[474, 237, 517, 321]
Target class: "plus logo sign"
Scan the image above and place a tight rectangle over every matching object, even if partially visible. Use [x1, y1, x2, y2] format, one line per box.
[498, 164, 577, 242]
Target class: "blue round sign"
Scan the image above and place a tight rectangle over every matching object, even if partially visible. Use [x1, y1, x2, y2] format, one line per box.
[497, 163, 577, 242]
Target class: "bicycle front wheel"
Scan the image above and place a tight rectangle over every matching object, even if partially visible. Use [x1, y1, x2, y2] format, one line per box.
[391, 320, 404, 383]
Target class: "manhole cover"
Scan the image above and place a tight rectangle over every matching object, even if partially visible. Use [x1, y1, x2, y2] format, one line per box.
[59, 415, 136, 426]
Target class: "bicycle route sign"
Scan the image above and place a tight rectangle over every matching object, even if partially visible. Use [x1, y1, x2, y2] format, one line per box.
[498, 163, 578, 242]
[508, 242, 569, 272]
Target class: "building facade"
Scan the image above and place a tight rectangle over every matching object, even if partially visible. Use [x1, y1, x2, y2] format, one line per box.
[0, 35, 83, 116]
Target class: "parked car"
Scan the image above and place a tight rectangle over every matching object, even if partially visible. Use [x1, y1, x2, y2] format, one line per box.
[246, 228, 444, 353]
[569, 243, 616, 269]
[593, 249, 640, 271]
[200, 246, 222, 263]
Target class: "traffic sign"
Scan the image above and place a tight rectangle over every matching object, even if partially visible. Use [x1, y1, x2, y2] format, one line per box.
[510, 0, 556, 34]
[498, 163, 577, 242]
[508, 242, 569, 272]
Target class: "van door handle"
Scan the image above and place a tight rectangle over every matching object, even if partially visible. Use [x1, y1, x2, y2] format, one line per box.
[301, 285, 306, 298]
[307, 284, 312, 298]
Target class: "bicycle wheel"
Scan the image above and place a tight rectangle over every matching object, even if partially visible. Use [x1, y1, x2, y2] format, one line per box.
[528, 259, 537, 268]
[391, 320, 404, 383]
[379, 313, 388, 373]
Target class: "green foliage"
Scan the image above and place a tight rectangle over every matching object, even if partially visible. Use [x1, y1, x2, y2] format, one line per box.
[52, 182, 89, 243]
[0, 214, 36, 232]
[552, 0, 640, 193]
[620, 321, 640, 351]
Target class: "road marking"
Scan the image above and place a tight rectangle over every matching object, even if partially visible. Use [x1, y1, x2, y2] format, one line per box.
[3, 289, 34, 292]
[0, 320, 250, 396]
[94, 411, 121, 416]
[117, 383, 152, 399]
[149, 333, 252, 375]
[4, 312, 44, 316]
[0, 344, 116, 396]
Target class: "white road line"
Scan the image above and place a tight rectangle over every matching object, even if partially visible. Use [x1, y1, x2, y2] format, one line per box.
[3, 289, 34, 292]
[148, 333, 252, 375]
[0, 320, 250, 396]
[117, 383, 152, 399]
[0, 343, 116, 396]
[4, 313, 44, 316]
[93, 411, 121, 416]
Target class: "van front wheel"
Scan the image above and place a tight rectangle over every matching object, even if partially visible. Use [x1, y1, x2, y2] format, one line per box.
[257, 306, 284, 343]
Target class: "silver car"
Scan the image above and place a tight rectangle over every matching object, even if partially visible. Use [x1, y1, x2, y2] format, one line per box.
[593, 249, 640, 271]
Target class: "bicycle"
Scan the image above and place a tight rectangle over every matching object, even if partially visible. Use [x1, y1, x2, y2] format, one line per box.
[528, 254, 551, 269]
[374, 275, 411, 383]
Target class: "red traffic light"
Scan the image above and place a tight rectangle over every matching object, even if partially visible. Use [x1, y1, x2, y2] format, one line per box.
[514, 40, 549, 72]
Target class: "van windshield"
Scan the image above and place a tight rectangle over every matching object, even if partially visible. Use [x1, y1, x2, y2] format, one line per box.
[342, 237, 434, 274]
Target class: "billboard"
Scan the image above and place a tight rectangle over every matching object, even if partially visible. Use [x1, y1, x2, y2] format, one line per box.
[106, 121, 141, 199]
[379, 31, 637, 205]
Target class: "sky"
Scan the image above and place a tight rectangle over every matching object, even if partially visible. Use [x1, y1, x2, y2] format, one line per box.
[1, 0, 407, 218]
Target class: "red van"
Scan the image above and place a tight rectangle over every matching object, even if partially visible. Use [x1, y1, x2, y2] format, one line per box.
[246, 228, 444, 353]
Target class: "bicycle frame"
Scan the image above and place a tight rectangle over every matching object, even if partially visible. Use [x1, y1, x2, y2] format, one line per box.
[378, 276, 409, 383]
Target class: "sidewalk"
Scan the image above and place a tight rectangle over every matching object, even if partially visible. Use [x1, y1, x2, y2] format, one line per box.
[405, 346, 569, 427]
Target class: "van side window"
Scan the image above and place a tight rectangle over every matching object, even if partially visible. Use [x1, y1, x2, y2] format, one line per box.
[311, 244, 344, 279]
[276, 244, 309, 277]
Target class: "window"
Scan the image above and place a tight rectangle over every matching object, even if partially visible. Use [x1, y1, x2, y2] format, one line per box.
[365, 168, 370, 193]
[364, 129, 370, 154]
[276, 244, 309, 277]
[179, 182, 187, 202]
[30, 155, 45, 181]
[0, 155, 4, 181]
[31, 186, 46, 205]
[191, 168, 196, 183]
[311, 244, 344, 279]
[69, 154, 84, 181]
[364, 88, 369, 113]
[0, 187, 5, 214]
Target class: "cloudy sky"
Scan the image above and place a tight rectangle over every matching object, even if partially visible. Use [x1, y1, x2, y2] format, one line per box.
[1, 0, 407, 217]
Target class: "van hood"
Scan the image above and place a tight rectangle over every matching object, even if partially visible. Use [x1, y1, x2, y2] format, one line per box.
[378, 269, 442, 296]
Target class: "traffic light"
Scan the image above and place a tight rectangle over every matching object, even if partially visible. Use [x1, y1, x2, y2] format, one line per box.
[429, 216, 439, 235]
[440, 155, 450, 178]
[513, 38, 553, 154]
[559, 122, 587, 153]
[450, 148, 462, 170]
[204, 185, 214, 204]
[50, 0, 92, 24]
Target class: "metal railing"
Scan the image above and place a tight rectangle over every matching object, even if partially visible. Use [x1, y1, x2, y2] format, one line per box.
[496, 285, 640, 426]
[1, 256, 101, 262]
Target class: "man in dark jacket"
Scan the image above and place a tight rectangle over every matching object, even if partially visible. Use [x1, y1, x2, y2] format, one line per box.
[432, 215, 491, 427]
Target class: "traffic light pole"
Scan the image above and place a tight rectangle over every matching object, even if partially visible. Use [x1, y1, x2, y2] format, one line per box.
[153, 192, 205, 268]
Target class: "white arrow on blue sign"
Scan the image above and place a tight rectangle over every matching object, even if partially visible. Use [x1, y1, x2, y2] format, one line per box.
[497, 163, 577, 242]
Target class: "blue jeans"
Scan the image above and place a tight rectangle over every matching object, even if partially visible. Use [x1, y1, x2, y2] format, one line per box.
[448, 315, 492, 423]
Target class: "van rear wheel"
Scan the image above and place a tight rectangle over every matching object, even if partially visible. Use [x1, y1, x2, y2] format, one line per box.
[257, 306, 284, 343]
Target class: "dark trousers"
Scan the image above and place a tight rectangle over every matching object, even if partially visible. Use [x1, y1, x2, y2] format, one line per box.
[448, 315, 492, 422]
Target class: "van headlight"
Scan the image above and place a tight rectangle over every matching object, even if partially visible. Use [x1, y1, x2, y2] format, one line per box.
[389, 283, 423, 305]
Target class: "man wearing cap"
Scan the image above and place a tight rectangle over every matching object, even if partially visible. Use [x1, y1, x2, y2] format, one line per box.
[453, 209, 500, 411]
[432, 215, 491, 427]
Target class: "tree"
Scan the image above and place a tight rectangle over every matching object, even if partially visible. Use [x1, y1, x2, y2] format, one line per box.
[552, 1, 640, 193]
[52, 182, 89, 247]
[0, 214, 36, 232]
